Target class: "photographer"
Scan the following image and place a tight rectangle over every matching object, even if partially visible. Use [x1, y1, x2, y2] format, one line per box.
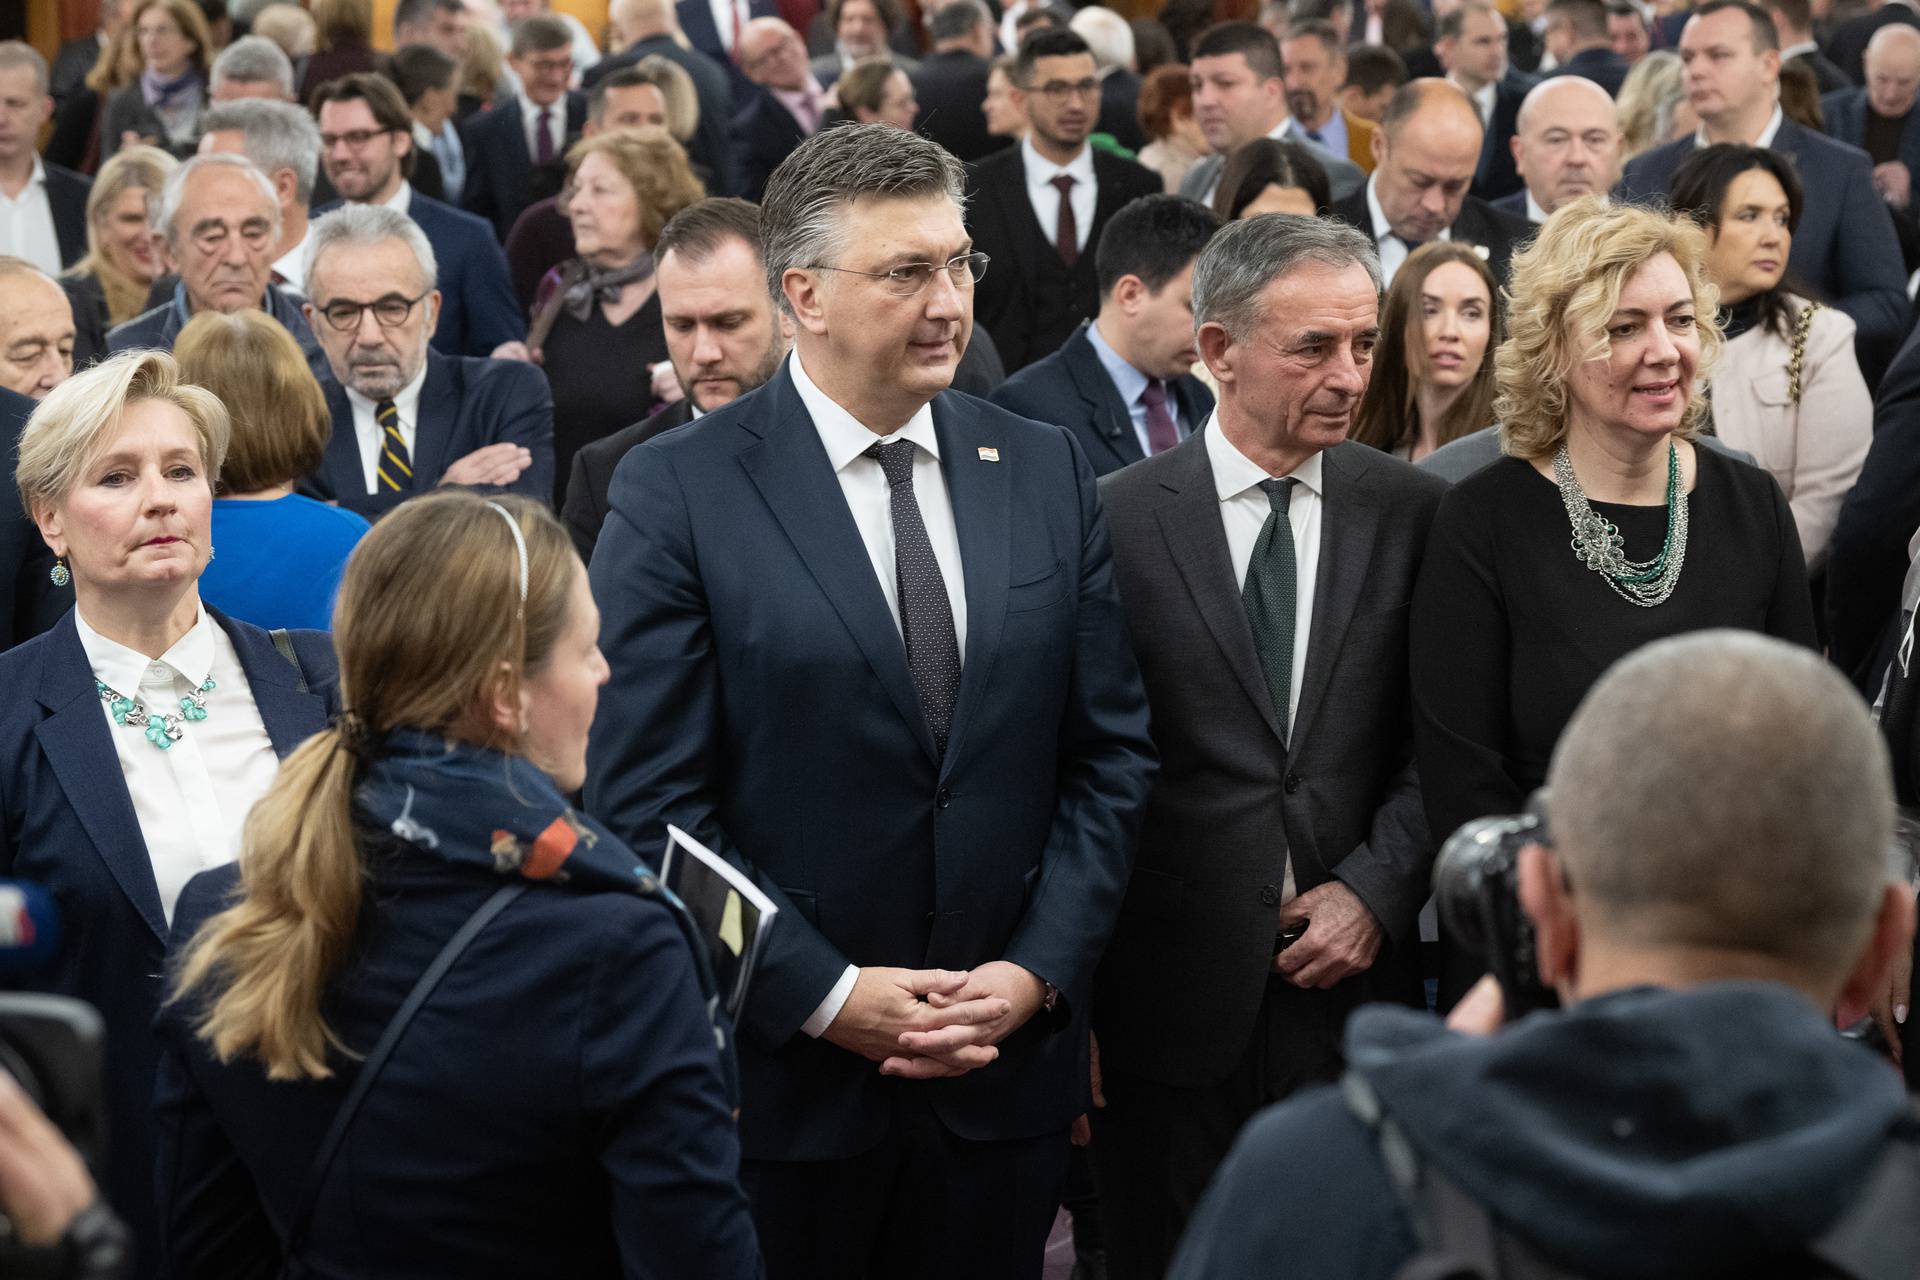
[0, 1070, 128, 1278]
[1170, 630, 1918, 1280]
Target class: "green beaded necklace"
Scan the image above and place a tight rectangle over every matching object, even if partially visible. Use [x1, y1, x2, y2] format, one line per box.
[95, 676, 217, 751]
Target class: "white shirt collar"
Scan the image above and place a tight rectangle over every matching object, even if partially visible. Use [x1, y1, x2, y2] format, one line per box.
[1020, 135, 1094, 187]
[1779, 39, 1818, 60]
[789, 350, 940, 471]
[1526, 189, 1550, 224]
[76, 603, 216, 696]
[1202, 412, 1325, 502]
[1265, 114, 1300, 143]
[343, 355, 430, 421]
[377, 180, 414, 216]
[1364, 172, 1450, 246]
[271, 224, 311, 290]
[1697, 102, 1784, 148]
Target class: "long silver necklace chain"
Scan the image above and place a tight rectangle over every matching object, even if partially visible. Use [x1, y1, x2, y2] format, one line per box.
[1553, 442, 1689, 608]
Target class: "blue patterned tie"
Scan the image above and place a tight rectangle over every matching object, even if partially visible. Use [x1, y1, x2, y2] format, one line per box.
[867, 440, 962, 756]
[1243, 477, 1298, 741]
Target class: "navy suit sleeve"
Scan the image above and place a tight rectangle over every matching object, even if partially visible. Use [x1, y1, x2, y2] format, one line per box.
[454, 227, 529, 353]
[489, 364, 556, 502]
[1000, 429, 1156, 1007]
[1829, 345, 1920, 678]
[1826, 148, 1910, 345]
[585, 443, 854, 1046]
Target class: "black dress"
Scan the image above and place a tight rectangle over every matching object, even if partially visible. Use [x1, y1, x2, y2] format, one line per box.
[539, 290, 667, 507]
[1411, 447, 1817, 848]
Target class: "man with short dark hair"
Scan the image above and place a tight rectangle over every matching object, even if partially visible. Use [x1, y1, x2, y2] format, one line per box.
[812, 0, 917, 87]
[585, 122, 1156, 1279]
[1540, 0, 1632, 94]
[1768, 0, 1850, 92]
[392, 0, 471, 59]
[915, 0, 1000, 160]
[1284, 20, 1379, 170]
[1171, 631, 1918, 1280]
[1439, 1, 1530, 200]
[991, 195, 1220, 475]
[591, 0, 736, 193]
[460, 14, 587, 236]
[1341, 42, 1408, 120]
[390, 43, 467, 204]
[1607, 0, 1652, 61]
[968, 28, 1176, 371]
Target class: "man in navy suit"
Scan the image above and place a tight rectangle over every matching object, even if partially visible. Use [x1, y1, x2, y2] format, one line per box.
[1496, 74, 1623, 221]
[592, 0, 739, 193]
[312, 73, 528, 360]
[1539, 0, 1634, 95]
[1822, 25, 1920, 214]
[584, 122, 1156, 1279]
[1440, 2, 1533, 201]
[732, 18, 826, 200]
[1620, 1, 1910, 364]
[461, 15, 587, 237]
[992, 195, 1221, 477]
[300, 206, 554, 520]
[678, 0, 780, 97]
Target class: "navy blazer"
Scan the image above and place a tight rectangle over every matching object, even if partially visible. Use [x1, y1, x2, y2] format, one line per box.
[314, 192, 526, 357]
[731, 88, 809, 203]
[46, 163, 91, 269]
[1619, 121, 1910, 353]
[1490, 188, 1533, 221]
[0, 609, 336, 1277]
[989, 322, 1215, 477]
[1541, 47, 1631, 98]
[583, 362, 1157, 1161]
[106, 284, 322, 363]
[1822, 87, 1920, 186]
[153, 846, 760, 1280]
[303, 349, 556, 520]
[1828, 319, 1920, 686]
[677, 0, 778, 98]
[459, 93, 587, 239]
[1471, 75, 1530, 202]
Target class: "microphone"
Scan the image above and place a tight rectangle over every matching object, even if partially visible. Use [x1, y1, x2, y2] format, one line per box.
[0, 881, 60, 975]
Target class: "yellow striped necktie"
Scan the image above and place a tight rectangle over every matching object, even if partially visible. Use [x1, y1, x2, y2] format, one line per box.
[376, 398, 412, 492]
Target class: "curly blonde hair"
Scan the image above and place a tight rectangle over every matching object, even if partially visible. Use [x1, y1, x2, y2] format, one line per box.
[1496, 197, 1722, 460]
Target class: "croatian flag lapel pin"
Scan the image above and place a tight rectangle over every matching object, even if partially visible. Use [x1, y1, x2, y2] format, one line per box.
[978, 447, 1000, 462]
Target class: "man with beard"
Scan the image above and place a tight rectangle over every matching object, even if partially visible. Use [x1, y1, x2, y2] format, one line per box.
[298, 205, 554, 519]
[1282, 21, 1379, 173]
[561, 197, 790, 558]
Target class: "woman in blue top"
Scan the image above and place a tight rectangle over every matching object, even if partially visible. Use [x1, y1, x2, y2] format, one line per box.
[175, 309, 368, 631]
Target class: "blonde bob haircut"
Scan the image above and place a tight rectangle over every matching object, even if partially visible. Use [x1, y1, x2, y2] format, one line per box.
[15, 349, 229, 520]
[1495, 196, 1722, 460]
[174, 310, 331, 494]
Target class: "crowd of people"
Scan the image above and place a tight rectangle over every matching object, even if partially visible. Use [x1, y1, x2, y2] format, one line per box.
[2, 0, 1920, 1276]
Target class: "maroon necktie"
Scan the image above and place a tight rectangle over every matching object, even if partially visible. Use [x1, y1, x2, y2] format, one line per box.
[1140, 378, 1180, 454]
[534, 106, 554, 165]
[1051, 174, 1078, 267]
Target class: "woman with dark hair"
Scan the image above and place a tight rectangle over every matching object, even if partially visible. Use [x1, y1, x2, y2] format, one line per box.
[1209, 138, 1331, 219]
[837, 57, 919, 128]
[1352, 240, 1501, 461]
[1137, 63, 1209, 192]
[1669, 143, 1869, 573]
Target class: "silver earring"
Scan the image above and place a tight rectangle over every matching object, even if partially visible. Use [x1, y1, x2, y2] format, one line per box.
[49, 559, 69, 588]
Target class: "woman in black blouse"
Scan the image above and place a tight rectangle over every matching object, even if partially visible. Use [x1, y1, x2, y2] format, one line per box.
[1411, 197, 1816, 862]
[528, 128, 704, 504]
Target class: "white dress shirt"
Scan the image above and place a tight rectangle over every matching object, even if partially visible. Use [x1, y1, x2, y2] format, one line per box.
[345, 360, 429, 494]
[708, 0, 749, 51]
[789, 350, 970, 1036]
[377, 179, 414, 217]
[1525, 189, 1550, 224]
[518, 90, 564, 162]
[1205, 414, 1323, 901]
[76, 607, 281, 925]
[270, 224, 312, 297]
[1696, 103, 1784, 149]
[0, 157, 62, 277]
[1454, 76, 1496, 128]
[1367, 172, 1450, 284]
[1021, 137, 1096, 254]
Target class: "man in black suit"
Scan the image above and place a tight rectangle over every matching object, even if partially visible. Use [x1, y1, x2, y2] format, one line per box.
[562, 197, 789, 558]
[593, 0, 738, 194]
[461, 15, 587, 237]
[1540, 0, 1634, 94]
[1619, 1, 1910, 365]
[1823, 24, 1920, 209]
[1331, 78, 1534, 286]
[915, 0, 1000, 162]
[0, 43, 90, 275]
[583, 122, 1157, 1280]
[732, 18, 827, 200]
[300, 206, 554, 520]
[1768, 0, 1853, 90]
[992, 195, 1220, 477]
[1825, 0, 1920, 84]
[678, 0, 781, 97]
[1440, 2, 1531, 200]
[1090, 212, 1445, 1280]
[1497, 73, 1623, 221]
[967, 27, 1163, 372]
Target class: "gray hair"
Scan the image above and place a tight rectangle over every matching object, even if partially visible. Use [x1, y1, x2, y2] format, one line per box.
[209, 34, 296, 97]
[928, 0, 991, 41]
[1191, 213, 1380, 340]
[156, 153, 282, 246]
[759, 122, 966, 317]
[1069, 7, 1135, 71]
[0, 41, 49, 96]
[199, 98, 320, 203]
[1549, 630, 1897, 985]
[305, 204, 440, 296]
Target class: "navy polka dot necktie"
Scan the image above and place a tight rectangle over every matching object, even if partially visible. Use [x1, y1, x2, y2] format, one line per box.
[868, 440, 962, 757]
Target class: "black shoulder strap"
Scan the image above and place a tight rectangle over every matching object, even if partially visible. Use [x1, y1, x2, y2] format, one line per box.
[282, 883, 526, 1268]
[268, 628, 308, 696]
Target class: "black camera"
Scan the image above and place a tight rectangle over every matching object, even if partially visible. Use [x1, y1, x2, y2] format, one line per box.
[1432, 793, 1560, 1020]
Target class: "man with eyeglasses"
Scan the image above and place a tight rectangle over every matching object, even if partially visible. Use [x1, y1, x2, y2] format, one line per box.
[311, 73, 528, 361]
[585, 122, 1156, 1279]
[298, 204, 554, 519]
[966, 27, 1163, 372]
[461, 14, 587, 237]
[106, 153, 321, 360]
[733, 17, 828, 201]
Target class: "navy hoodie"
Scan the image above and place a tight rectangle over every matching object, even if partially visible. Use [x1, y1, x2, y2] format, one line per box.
[1168, 983, 1912, 1280]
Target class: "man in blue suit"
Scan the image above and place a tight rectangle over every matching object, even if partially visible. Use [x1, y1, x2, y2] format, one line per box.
[312, 73, 528, 360]
[678, 0, 779, 98]
[585, 122, 1157, 1279]
[461, 16, 588, 238]
[992, 195, 1221, 477]
[1619, 0, 1910, 365]
[299, 206, 554, 520]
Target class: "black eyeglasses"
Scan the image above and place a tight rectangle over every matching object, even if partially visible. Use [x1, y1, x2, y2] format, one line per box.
[315, 290, 431, 332]
[809, 252, 990, 296]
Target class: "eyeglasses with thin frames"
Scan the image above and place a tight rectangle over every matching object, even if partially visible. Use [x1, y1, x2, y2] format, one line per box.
[1024, 77, 1100, 105]
[808, 252, 991, 297]
[315, 290, 432, 332]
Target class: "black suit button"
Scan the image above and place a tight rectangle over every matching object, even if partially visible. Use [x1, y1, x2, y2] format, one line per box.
[1284, 773, 1301, 794]
[936, 787, 952, 809]
[1259, 885, 1281, 907]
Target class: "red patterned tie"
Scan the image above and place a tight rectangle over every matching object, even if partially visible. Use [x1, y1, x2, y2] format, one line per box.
[1051, 174, 1078, 267]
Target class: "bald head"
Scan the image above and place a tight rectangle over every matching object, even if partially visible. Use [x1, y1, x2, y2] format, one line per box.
[740, 17, 809, 90]
[1866, 22, 1920, 117]
[1512, 76, 1623, 214]
[1371, 79, 1484, 242]
[0, 259, 75, 400]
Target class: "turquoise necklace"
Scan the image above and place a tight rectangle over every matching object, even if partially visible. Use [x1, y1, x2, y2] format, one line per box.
[95, 675, 216, 750]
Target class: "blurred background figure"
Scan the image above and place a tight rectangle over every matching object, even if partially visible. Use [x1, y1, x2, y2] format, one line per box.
[1352, 240, 1499, 461]
[913, 0, 1000, 162]
[58, 145, 176, 369]
[1341, 42, 1409, 122]
[1210, 136, 1331, 217]
[981, 52, 1027, 145]
[1615, 47, 1694, 157]
[0, 259, 77, 401]
[837, 56, 919, 126]
[102, 0, 214, 160]
[1137, 62, 1210, 191]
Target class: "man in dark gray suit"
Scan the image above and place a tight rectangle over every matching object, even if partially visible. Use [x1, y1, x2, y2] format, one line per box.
[1088, 214, 1447, 1280]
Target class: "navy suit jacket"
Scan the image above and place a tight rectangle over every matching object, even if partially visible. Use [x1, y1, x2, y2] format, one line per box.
[314, 192, 526, 357]
[1471, 75, 1530, 202]
[459, 93, 587, 239]
[1828, 319, 1920, 686]
[0, 387, 69, 650]
[1619, 121, 1910, 351]
[1490, 188, 1533, 221]
[1541, 46, 1631, 97]
[731, 88, 809, 203]
[46, 163, 91, 269]
[583, 362, 1157, 1160]
[989, 322, 1215, 477]
[677, 0, 779, 97]
[1822, 87, 1920, 185]
[304, 350, 554, 519]
[0, 610, 336, 1277]
[106, 284, 322, 362]
[588, 37, 739, 196]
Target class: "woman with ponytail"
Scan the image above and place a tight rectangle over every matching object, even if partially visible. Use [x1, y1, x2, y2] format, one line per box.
[153, 490, 762, 1279]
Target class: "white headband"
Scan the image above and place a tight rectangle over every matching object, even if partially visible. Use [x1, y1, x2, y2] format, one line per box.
[485, 501, 529, 607]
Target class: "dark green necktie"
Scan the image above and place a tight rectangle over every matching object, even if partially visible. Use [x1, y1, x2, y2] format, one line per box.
[1243, 477, 1298, 741]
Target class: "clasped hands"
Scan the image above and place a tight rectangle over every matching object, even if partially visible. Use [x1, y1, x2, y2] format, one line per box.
[823, 961, 1046, 1080]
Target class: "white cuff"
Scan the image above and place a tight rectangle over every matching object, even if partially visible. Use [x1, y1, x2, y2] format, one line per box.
[799, 964, 859, 1038]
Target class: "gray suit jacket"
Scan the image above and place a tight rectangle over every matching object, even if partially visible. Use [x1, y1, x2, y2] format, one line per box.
[1179, 133, 1366, 206]
[1092, 429, 1446, 1088]
[1418, 425, 1757, 486]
